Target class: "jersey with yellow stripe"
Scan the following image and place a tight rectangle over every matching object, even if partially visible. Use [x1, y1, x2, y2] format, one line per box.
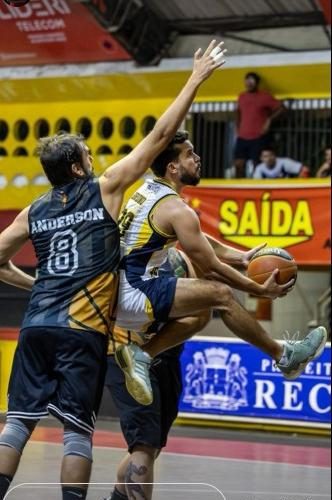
[119, 178, 178, 278]
[115, 178, 179, 333]
[22, 178, 120, 336]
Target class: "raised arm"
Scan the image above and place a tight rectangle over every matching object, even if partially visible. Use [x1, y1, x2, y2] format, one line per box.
[0, 207, 35, 291]
[100, 41, 226, 197]
[172, 203, 293, 299]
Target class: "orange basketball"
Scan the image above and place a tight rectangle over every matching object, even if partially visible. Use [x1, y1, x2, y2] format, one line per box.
[248, 247, 297, 285]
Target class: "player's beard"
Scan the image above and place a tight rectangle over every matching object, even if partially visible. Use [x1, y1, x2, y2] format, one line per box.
[81, 165, 95, 179]
[179, 167, 200, 186]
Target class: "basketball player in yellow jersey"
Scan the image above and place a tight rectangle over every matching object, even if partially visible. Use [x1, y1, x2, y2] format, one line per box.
[115, 130, 327, 406]
[0, 41, 226, 500]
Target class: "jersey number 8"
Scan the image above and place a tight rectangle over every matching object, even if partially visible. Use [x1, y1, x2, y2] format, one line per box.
[47, 229, 79, 276]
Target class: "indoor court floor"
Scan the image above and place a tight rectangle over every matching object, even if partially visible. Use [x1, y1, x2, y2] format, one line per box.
[1, 418, 330, 500]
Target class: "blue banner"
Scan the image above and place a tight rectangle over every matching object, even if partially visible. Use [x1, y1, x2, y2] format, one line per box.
[179, 337, 331, 425]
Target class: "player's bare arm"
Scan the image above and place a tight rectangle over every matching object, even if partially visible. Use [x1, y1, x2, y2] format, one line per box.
[99, 40, 226, 218]
[0, 207, 35, 290]
[205, 233, 267, 268]
[169, 201, 294, 299]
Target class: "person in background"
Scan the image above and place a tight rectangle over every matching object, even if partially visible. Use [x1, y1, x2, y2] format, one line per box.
[253, 148, 310, 179]
[234, 72, 286, 178]
[316, 147, 331, 178]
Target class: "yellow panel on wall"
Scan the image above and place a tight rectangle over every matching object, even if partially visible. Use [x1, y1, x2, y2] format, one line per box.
[0, 99, 165, 158]
[0, 157, 144, 209]
[0, 340, 16, 412]
[0, 63, 330, 104]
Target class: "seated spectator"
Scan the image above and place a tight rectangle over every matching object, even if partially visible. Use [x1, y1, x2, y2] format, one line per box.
[316, 147, 331, 178]
[253, 148, 310, 179]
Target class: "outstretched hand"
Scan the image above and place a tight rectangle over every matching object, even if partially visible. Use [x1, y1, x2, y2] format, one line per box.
[261, 269, 295, 299]
[192, 40, 227, 83]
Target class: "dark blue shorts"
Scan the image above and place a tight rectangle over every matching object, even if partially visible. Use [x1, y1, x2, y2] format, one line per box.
[234, 134, 272, 164]
[117, 273, 178, 332]
[7, 326, 108, 434]
[106, 350, 183, 452]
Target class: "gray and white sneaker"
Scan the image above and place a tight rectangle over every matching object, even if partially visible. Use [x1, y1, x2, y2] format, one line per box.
[276, 326, 327, 379]
[115, 343, 153, 405]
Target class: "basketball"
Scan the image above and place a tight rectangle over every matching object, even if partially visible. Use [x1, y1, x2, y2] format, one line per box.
[248, 247, 297, 285]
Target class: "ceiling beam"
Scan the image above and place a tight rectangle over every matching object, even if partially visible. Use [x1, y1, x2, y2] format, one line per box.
[222, 33, 291, 52]
[167, 12, 326, 34]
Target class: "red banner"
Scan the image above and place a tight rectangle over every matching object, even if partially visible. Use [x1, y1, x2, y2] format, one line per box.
[1, 182, 331, 267]
[184, 182, 331, 266]
[0, 0, 130, 66]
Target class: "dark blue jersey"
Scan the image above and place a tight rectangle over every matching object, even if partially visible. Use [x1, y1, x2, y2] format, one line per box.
[22, 177, 120, 335]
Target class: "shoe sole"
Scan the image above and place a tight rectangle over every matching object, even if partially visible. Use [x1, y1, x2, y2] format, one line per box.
[115, 345, 153, 406]
[283, 326, 328, 380]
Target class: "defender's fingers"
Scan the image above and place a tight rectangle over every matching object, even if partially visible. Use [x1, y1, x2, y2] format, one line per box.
[212, 50, 227, 66]
[204, 39, 217, 56]
[194, 48, 202, 59]
[212, 57, 226, 69]
[210, 42, 225, 59]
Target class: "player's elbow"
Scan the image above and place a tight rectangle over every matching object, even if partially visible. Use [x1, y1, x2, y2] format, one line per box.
[0, 259, 10, 269]
[0, 261, 10, 280]
[196, 263, 217, 281]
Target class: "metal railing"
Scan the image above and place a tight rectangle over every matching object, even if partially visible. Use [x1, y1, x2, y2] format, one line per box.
[307, 287, 331, 339]
[186, 98, 331, 178]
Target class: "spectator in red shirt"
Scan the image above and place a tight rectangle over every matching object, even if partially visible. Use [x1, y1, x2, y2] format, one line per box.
[234, 72, 286, 178]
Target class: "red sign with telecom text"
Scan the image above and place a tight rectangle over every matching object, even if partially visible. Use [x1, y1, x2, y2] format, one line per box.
[0, 0, 130, 66]
[184, 181, 331, 266]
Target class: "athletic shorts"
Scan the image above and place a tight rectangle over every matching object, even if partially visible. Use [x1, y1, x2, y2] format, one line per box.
[7, 326, 108, 435]
[116, 270, 178, 332]
[106, 349, 183, 452]
[234, 134, 271, 164]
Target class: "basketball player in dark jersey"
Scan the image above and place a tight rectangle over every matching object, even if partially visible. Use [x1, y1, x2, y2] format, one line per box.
[0, 40, 227, 500]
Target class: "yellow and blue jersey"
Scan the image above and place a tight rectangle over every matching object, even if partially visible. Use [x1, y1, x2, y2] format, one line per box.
[119, 178, 178, 279]
[115, 178, 179, 335]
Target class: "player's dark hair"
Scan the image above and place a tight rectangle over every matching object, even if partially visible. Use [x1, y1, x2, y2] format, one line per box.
[151, 130, 189, 177]
[261, 146, 276, 154]
[37, 132, 85, 187]
[245, 72, 261, 85]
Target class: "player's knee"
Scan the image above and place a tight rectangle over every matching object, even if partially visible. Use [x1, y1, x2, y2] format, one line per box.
[0, 417, 37, 454]
[215, 283, 235, 309]
[201, 309, 212, 328]
[194, 310, 211, 331]
[63, 426, 93, 462]
[131, 444, 158, 461]
[116, 467, 126, 484]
